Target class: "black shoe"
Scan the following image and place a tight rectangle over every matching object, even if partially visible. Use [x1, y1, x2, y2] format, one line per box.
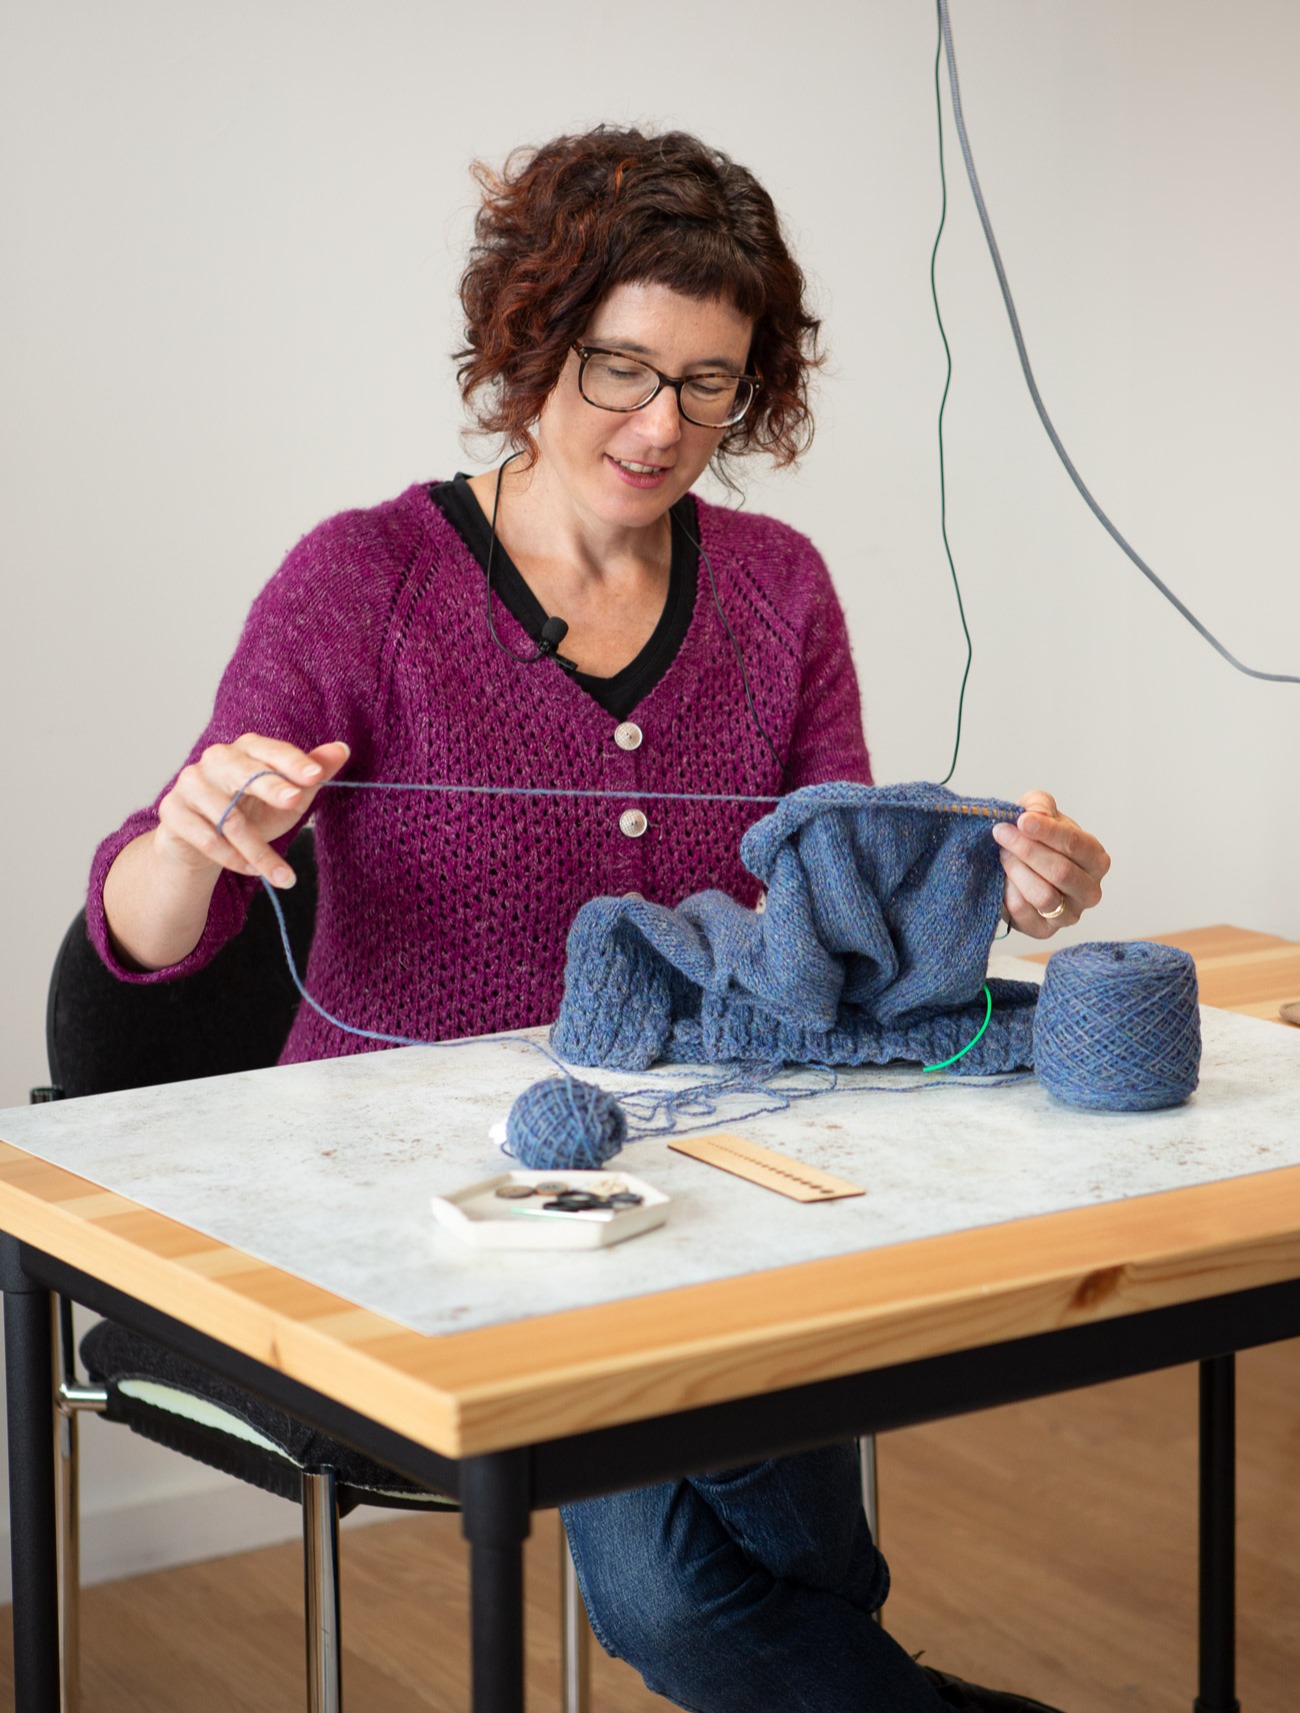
[921, 1664, 1066, 1713]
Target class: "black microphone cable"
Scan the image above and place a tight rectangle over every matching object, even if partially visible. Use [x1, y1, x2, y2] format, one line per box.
[483, 450, 577, 671]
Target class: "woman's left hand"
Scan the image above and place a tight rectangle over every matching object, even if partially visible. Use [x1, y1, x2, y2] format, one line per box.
[992, 790, 1110, 939]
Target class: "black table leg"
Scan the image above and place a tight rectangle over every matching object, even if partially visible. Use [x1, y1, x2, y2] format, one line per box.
[461, 1450, 532, 1713]
[1, 1235, 62, 1712]
[1195, 1354, 1239, 1713]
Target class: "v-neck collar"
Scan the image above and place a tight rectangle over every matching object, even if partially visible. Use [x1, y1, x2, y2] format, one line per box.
[427, 474, 698, 721]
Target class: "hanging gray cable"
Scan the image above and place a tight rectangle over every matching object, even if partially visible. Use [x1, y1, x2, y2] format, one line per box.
[936, 0, 1299, 685]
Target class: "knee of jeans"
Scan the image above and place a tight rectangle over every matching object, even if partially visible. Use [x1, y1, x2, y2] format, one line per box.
[562, 1485, 748, 1671]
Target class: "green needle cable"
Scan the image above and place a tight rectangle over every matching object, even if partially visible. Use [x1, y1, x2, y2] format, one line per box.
[923, 983, 993, 1072]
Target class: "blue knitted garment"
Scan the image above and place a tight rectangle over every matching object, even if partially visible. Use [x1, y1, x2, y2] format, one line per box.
[552, 781, 1040, 1074]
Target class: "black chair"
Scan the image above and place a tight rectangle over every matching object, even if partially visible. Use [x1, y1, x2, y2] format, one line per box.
[36, 830, 592, 1712]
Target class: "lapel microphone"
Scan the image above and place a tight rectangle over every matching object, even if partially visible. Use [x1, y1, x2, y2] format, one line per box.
[536, 615, 578, 673]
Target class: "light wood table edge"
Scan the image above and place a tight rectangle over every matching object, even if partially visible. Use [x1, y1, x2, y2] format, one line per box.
[3, 1147, 1299, 1460]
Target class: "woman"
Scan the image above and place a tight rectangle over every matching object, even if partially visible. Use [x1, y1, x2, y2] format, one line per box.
[91, 127, 1106, 1712]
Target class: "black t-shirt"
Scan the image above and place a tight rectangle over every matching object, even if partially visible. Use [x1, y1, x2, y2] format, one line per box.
[428, 474, 699, 721]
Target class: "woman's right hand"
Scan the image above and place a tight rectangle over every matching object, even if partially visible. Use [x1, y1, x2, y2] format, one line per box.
[154, 734, 351, 889]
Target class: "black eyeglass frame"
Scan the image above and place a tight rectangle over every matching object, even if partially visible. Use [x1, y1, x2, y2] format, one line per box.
[571, 343, 763, 429]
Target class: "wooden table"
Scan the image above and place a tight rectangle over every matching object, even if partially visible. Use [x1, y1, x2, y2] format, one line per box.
[3, 925, 1300, 1712]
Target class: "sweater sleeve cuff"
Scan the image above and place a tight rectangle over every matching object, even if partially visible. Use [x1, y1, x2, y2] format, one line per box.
[85, 816, 253, 985]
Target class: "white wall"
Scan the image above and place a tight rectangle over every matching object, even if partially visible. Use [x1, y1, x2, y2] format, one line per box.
[2, 0, 1297, 1584]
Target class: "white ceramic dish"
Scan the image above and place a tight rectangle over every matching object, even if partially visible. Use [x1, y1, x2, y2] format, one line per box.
[430, 1169, 669, 1251]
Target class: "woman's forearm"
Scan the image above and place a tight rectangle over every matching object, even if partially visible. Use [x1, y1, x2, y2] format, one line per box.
[101, 828, 223, 972]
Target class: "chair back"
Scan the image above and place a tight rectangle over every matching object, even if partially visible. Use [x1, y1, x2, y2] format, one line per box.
[45, 830, 318, 1098]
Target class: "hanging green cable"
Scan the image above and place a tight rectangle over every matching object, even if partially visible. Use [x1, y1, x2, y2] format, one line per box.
[923, 983, 993, 1072]
[931, 0, 973, 787]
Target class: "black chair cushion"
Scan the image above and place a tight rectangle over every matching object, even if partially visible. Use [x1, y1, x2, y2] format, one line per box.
[81, 1320, 456, 1518]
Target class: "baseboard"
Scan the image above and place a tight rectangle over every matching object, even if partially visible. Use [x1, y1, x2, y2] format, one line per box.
[0, 1471, 397, 1603]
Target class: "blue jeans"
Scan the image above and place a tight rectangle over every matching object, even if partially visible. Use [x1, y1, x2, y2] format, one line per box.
[562, 1445, 948, 1712]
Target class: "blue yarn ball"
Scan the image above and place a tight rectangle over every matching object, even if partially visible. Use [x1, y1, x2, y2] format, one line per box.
[1034, 940, 1201, 1113]
[505, 1077, 628, 1170]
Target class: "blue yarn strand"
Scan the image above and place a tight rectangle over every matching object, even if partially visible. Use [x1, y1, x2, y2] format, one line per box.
[328, 779, 785, 805]
[254, 863, 567, 1063]
[216, 772, 782, 833]
[216, 770, 1040, 834]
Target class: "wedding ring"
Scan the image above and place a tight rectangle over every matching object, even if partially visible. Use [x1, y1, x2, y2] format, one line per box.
[1037, 895, 1067, 922]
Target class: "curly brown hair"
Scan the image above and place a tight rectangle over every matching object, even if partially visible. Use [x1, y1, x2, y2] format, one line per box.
[456, 127, 822, 470]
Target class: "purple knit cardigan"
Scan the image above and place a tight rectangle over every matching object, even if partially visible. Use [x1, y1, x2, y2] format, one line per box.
[87, 483, 872, 1064]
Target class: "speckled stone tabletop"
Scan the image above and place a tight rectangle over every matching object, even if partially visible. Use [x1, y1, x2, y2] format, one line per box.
[3, 959, 1298, 1336]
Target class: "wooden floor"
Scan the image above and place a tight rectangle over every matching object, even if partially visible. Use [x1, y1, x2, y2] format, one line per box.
[2, 1340, 1297, 1712]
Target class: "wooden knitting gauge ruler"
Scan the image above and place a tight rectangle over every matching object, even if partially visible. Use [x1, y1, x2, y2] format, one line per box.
[668, 1133, 864, 1202]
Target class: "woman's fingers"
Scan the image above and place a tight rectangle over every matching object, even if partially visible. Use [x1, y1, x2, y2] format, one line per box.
[1016, 788, 1059, 819]
[301, 739, 352, 782]
[158, 737, 350, 886]
[155, 796, 262, 879]
[1017, 809, 1108, 885]
[237, 737, 351, 796]
[998, 850, 1079, 937]
[993, 826, 1095, 908]
[208, 734, 344, 806]
[182, 775, 298, 885]
[992, 789, 1111, 938]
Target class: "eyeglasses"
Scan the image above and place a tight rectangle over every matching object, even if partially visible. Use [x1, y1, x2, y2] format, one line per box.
[572, 343, 762, 429]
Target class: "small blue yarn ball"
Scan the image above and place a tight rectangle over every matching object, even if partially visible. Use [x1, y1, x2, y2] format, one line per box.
[1034, 940, 1201, 1113]
[505, 1077, 628, 1170]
